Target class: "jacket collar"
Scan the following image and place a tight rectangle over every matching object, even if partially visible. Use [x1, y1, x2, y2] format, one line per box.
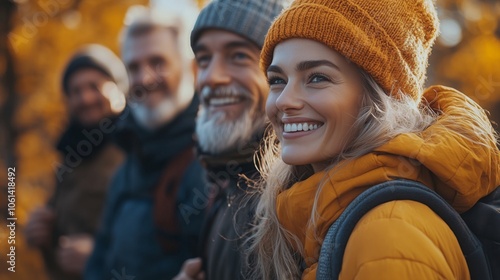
[114, 94, 199, 170]
[56, 118, 116, 158]
[197, 129, 264, 183]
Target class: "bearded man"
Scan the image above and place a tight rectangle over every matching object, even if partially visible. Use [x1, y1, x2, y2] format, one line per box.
[84, 5, 206, 280]
[174, 0, 286, 279]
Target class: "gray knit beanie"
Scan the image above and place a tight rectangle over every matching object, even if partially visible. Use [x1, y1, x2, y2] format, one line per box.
[191, 0, 286, 49]
[62, 44, 129, 95]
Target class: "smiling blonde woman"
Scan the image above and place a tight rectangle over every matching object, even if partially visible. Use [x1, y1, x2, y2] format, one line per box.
[248, 0, 500, 279]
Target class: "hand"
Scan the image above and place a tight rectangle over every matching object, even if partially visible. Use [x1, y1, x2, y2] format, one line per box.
[172, 258, 205, 280]
[24, 207, 55, 248]
[56, 234, 94, 274]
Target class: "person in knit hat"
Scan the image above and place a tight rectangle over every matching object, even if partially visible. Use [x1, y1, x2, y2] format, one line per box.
[173, 0, 285, 279]
[25, 44, 126, 280]
[249, 0, 500, 279]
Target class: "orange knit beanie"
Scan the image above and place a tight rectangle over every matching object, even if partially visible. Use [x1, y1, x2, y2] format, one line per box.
[261, 0, 440, 101]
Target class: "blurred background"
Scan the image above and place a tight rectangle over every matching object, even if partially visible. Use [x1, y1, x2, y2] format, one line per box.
[0, 0, 499, 279]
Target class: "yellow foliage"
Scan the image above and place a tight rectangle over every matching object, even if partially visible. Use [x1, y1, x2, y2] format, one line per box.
[434, 36, 500, 110]
[1, 1, 147, 279]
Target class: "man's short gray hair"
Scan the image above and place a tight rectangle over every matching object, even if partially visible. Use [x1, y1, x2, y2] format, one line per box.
[120, 2, 199, 61]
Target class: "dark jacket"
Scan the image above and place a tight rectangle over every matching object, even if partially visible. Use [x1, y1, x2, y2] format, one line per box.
[85, 96, 207, 280]
[199, 135, 262, 280]
[45, 121, 124, 280]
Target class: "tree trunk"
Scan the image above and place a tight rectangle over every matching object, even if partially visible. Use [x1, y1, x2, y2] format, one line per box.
[0, 0, 17, 172]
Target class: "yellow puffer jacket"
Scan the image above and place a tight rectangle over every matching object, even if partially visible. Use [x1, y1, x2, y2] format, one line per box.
[276, 86, 500, 280]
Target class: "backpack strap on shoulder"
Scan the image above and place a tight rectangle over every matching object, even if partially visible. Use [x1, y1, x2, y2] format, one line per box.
[461, 186, 500, 279]
[153, 145, 195, 253]
[316, 179, 491, 280]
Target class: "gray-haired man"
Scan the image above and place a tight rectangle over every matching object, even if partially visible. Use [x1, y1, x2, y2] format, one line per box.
[175, 0, 286, 279]
[85, 5, 206, 280]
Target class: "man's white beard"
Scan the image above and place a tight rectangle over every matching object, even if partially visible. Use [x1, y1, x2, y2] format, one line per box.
[130, 71, 194, 130]
[196, 105, 265, 155]
[130, 96, 176, 130]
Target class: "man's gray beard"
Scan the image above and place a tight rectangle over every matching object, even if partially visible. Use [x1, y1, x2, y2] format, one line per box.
[196, 105, 265, 155]
[130, 71, 194, 130]
[130, 97, 176, 130]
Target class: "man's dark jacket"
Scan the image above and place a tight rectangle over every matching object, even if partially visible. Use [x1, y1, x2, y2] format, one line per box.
[44, 120, 124, 280]
[199, 134, 263, 280]
[85, 96, 206, 280]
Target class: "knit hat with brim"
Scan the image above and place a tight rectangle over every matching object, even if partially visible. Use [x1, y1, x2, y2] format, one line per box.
[62, 44, 129, 95]
[191, 0, 286, 49]
[261, 0, 440, 101]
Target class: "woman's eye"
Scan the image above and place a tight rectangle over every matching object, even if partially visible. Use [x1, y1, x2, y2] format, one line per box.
[310, 74, 330, 83]
[267, 76, 285, 85]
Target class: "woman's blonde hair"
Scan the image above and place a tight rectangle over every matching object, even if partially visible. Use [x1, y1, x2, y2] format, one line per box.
[246, 66, 499, 279]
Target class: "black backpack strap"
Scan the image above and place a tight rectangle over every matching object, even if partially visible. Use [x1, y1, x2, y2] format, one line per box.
[317, 179, 491, 280]
[461, 186, 500, 279]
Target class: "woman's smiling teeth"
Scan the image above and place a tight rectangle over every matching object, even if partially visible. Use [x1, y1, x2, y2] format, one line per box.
[283, 122, 322, 133]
